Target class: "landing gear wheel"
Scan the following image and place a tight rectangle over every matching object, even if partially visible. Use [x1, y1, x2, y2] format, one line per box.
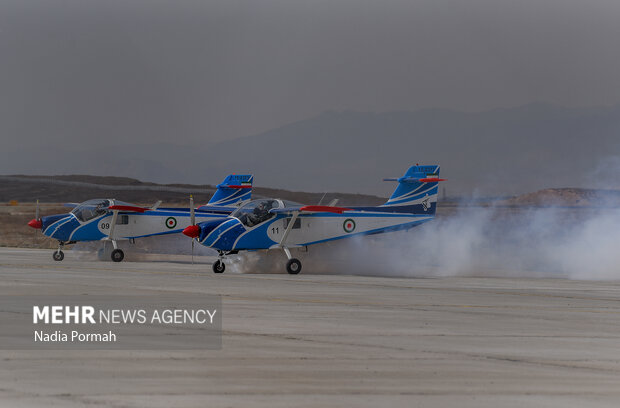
[52, 251, 64, 262]
[111, 249, 124, 262]
[286, 258, 302, 275]
[213, 260, 225, 274]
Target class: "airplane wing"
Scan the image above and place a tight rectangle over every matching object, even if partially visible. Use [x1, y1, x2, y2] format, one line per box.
[63, 203, 79, 208]
[270, 205, 352, 215]
[108, 205, 150, 213]
[103, 203, 151, 241]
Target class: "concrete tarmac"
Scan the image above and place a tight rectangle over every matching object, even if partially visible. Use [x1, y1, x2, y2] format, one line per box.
[1, 247, 620, 407]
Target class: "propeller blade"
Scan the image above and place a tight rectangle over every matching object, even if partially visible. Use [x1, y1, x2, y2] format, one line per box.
[33, 199, 40, 244]
[190, 194, 195, 264]
[190, 194, 195, 226]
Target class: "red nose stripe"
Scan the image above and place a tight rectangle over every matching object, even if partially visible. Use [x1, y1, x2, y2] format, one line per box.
[28, 219, 42, 229]
[183, 225, 200, 238]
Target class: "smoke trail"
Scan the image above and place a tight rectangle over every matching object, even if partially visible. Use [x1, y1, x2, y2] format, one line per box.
[229, 203, 620, 279]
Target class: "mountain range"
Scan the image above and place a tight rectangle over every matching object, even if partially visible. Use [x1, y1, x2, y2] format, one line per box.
[3, 103, 619, 196]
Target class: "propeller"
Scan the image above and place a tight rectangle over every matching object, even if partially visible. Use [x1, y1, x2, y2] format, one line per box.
[33, 199, 40, 244]
[28, 199, 43, 231]
[190, 194, 195, 264]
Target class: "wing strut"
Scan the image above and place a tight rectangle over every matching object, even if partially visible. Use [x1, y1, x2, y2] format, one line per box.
[106, 210, 120, 249]
[278, 211, 299, 259]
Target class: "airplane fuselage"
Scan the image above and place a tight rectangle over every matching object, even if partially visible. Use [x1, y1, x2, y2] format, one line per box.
[197, 211, 433, 251]
[42, 209, 230, 242]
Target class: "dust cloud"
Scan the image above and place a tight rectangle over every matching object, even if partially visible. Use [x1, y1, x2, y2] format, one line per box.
[231, 205, 620, 280]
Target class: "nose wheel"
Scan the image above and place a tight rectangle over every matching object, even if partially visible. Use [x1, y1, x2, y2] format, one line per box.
[53, 241, 66, 261]
[212, 260, 225, 273]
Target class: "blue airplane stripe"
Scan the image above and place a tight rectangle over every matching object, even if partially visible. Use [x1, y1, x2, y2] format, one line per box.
[202, 220, 239, 246]
[213, 189, 242, 203]
[43, 216, 72, 235]
[211, 224, 245, 249]
[210, 187, 250, 205]
[204, 222, 238, 246]
[213, 190, 251, 206]
[299, 219, 431, 247]
[348, 203, 435, 213]
[48, 217, 77, 237]
[387, 182, 428, 201]
[68, 215, 107, 241]
[283, 212, 430, 219]
[215, 196, 248, 207]
[386, 183, 437, 203]
[230, 220, 277, 248]
[120, 229, 188, 239]
[385, 187, 438, 206]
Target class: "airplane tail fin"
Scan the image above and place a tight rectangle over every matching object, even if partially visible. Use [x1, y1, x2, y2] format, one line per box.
[207, 174, 253, 207]
[381, 165, 443, 214]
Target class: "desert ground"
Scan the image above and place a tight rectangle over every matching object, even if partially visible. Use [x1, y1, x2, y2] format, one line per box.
[1, 248, 620, 407]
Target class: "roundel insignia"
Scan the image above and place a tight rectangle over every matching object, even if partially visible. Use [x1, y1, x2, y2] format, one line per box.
[165, 217, 177, 229]
[343, 218, 356, 233]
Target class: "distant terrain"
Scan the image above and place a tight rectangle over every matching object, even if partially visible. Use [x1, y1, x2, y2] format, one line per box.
[3, 104, 620, 197]
[0, 175, 386, 207]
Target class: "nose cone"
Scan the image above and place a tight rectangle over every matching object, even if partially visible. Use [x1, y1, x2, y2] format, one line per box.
[183, 225, 200, 238]
[28, 218, 42, 229]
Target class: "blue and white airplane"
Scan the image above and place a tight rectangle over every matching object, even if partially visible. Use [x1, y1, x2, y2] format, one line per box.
[27, 174, 253, 262]
[182, 165, 444, 274]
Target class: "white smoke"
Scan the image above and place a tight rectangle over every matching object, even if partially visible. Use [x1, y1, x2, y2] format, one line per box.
[228, 193, 620, 279]
[243, 205, 620, 280]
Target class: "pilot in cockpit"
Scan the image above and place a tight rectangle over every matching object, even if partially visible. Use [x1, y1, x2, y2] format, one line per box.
[247, 201, 275, 227]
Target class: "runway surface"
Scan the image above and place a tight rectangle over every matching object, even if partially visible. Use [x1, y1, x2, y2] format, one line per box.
[1, 247, 620, 407]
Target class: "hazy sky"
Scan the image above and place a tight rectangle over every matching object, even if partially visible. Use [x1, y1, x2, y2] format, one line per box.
[2, 0, 620, 152]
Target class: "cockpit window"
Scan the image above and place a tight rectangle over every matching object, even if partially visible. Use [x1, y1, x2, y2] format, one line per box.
[71, 199, 111, 222]
[230, 199, 281, 228]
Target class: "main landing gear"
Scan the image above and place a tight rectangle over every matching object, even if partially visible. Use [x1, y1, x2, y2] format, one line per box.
[210, 249, 303, 275]
[282, 247, 302, 275]
[97, 241, 125, 262]
[111, 249, 124, 262]
[286, 258, 302, 274]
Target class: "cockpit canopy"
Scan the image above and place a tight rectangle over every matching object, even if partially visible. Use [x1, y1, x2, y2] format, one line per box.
[230, 199, 282, 228]
[71, 199, 111, 222]
[70, 199, 134, 222]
